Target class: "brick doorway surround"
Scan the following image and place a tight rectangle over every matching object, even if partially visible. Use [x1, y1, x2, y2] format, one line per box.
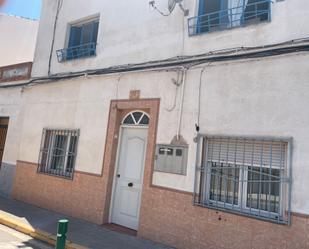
[101, 98, 160, 224]
[12, 98, 161, 227]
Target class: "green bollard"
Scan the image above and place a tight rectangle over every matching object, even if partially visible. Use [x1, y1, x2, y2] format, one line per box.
[56, 219, 68, 249]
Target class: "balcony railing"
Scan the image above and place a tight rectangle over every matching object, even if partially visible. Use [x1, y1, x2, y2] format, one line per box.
[188, 0, 271, 36]
[56, 42, 97, 62]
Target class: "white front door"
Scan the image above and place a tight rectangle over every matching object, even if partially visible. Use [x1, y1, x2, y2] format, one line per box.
[111, 127, 148, 230]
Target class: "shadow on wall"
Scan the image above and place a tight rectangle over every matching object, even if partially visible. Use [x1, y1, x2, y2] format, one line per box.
[0, 163, 16, 198]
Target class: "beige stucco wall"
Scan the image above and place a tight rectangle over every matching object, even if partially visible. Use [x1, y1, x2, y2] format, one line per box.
[2, 0, 309, 217]
[0, 13, 38, 159]
[0, 86, 25, 197]
[0, 13, 38, 196]
[14, 52, 309, 215]
[0, 14, 38, 67]
[0, 87, 24, 165]
[32, 0, 309, 77]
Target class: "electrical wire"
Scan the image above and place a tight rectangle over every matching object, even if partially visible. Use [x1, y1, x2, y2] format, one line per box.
[2, 38, 309, 89]
[48, 0, 63, 76]
[176, 67, 187, 140]
[114, 73, 124, 110]
[149, 1, 173, 16]
[196, 63, 211, 133]
[165, 70, 182, 112]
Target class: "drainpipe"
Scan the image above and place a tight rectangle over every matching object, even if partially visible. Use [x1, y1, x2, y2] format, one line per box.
[176, 67, 187, 141]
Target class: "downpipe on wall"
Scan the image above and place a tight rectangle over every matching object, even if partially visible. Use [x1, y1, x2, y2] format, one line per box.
[194, 63, 211, 139]
[176, 67, 187, 141]
[165, 70, 183, 112]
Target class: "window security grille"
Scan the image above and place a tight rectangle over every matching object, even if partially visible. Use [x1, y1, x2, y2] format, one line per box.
[188, 0, 271, 36]
[38, 129, 79, 179]
[194, 135, 292, 224]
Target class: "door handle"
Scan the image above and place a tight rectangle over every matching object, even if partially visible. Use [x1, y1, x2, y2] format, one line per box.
[128, 182, 133, 187]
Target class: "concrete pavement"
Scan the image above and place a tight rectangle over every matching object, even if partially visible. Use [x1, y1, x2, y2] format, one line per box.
[0, 196, 174, 249]
[0, 224, 52, 249]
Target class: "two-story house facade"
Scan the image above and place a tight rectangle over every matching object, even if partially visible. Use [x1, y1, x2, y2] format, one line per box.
[3, 0, 309, 248]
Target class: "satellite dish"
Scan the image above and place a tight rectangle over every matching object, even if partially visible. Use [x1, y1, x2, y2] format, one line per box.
[168, 0, 177, 13]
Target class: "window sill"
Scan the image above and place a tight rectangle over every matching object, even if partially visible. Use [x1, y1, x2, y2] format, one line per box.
[37, 170, 74, 180]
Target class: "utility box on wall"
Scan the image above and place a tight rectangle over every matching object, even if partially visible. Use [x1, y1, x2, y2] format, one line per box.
[154, 144, 188, 175]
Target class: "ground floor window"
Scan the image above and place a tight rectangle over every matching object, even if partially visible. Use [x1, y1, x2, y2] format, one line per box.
[194, 135, 292, 224]
[38, 129, 79, 179]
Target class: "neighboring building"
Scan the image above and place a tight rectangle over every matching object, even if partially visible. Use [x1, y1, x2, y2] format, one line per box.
[0, 14, 38, 197]
[1, 0, 309, 248]
[0, 14, 38, 67]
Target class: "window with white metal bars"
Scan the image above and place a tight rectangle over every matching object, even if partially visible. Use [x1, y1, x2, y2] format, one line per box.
[38, 129, 79, 179]
[194, 135, 292, 224]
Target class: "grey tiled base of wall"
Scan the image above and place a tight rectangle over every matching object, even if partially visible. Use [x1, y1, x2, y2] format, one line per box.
[0, 163, 16, 198]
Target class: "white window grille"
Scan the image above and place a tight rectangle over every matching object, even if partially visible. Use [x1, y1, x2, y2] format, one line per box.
[194, 135, 292, 224]
[38, 129, 79, 179]
[122, 111, 149, 126]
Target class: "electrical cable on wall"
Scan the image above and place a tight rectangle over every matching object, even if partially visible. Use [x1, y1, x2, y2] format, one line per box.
[114, 74, 124, 110]
[48, 0, 63, 76]
[165, 70, 182, 112]
[2, 38, 309, 89]
[149, 0, 173, 16]
[196, 62, 211, 134]
[176, 67, 187, 140]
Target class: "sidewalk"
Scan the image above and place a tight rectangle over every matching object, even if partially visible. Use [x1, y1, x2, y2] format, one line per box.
[0, 196, 173, 249]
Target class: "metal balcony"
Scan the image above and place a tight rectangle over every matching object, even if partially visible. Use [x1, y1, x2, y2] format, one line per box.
[188, 0, 271, 36]
[56, 42, 97, 62]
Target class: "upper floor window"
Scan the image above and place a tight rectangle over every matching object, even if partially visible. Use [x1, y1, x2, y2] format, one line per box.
[56, 16, 99, 62]
[188, 0, 271, 36]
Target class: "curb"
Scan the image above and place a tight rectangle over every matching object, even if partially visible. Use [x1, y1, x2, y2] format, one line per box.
[0, 214, 88, 249]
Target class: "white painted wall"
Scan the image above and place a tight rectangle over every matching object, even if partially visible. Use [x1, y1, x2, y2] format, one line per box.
[0, 14, 38, 67]
[1, 0, 308, 213]
[16, 52, 309, 214]
[0, 13, 38, 196]
[0, 87, 25, 165]
[32, 0, 309, 77]
[0, 13, 38, 162]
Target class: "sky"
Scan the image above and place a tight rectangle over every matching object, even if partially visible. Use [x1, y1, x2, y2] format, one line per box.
[0, 0, 42, 20]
